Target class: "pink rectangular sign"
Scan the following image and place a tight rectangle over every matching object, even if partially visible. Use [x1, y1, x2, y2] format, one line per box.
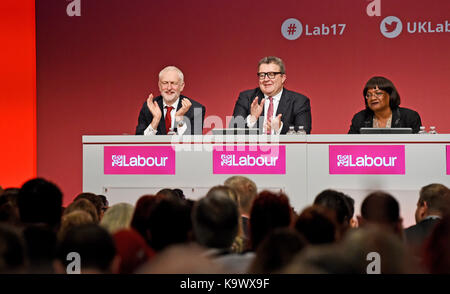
[329, 145, 405, 175]
[213, 145, 286, 174]
[447, 145, 450, 175]
[104, 146, 175, 175]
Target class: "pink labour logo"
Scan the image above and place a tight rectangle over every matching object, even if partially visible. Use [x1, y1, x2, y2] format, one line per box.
[329, 145, 405, 174]
[104, 146, 175, 174]
[213, 145, 286, 174]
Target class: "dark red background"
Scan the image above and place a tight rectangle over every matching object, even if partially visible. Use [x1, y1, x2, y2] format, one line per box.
[35, 0, 450, 204]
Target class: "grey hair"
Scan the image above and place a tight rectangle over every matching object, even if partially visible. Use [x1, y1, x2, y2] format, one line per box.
[159, 66, 184, 83]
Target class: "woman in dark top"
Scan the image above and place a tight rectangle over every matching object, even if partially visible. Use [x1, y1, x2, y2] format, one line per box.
[348, 76, 422, 134]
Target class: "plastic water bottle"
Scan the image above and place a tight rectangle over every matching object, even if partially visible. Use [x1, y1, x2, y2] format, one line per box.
[418, 126, 426, 134]
[428, 126, 437, 134]
[297, 126, 307, 135]
[286, 126, 296, 135]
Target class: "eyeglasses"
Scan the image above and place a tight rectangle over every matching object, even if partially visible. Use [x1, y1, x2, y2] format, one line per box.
[257, 72, 283, 80]
[365, 91, 385, 99]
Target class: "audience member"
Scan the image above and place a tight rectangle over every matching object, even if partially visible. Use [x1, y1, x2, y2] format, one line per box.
[130, 195, 161, 242]
[100, 203, 134, 234]
[64, 198, 99, 223]
[0, 188, 20, 225]
[249, 228, 307, 273]
[74, 192, 105, 220]
[18, 178, 63, 231]
[58, 210, 94, 241]
[249, 191, 292, 251]
[405, 183, 450, 254]
[112, 228, 155, 274]
[23, 224, 57, 273]
[358, 191, 403, 239]
[294, 205, 338, 244]
[55, 224, 119, 274]
[313, 189, 354, 235]
[0, 224, 27, 273]
[224, 176, 257, 242]
[146, 197, 191, 251]
[422, 215, 450, 274]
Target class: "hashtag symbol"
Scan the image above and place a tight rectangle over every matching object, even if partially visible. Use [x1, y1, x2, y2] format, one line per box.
[287, 24, 296, 35]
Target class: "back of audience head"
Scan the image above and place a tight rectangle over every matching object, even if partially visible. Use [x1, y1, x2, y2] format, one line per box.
[130, 195, 161, 241]
[415, 183, 450, 223]
[192, 191, 239, 250]
[55, 224, 119, 274]
[156, 188, 184, 201]
[0, 224, 27, 273]
[98, 194, 109, 211]
[314, 189, 354, 233]
[249, 191, 292, 251]
[74, 192, 105, 220]
[100, 203, 134, 234]
[249, 228, 307, 274]
[18, 178, 63, 230]
[112, 228, 155, 274]
[58, 210, 94, 241]
[294, 205, 338, 244]
[146, 197, 191, 251]
[422, 215, 450, 273]
[224, 176, 257, 216]
[64, 198, 99, 223]
[358, 191, 403, 238]
[0, 188, 20, 225]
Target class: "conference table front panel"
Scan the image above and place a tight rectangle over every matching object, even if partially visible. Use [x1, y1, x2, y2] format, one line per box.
[83, 134, 450, 227]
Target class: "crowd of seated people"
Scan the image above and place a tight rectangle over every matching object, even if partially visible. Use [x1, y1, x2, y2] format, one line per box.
[0, 178, 449, 274]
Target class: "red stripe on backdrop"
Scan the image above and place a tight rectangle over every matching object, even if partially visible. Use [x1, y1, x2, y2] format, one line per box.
[0, 0, 36, 189]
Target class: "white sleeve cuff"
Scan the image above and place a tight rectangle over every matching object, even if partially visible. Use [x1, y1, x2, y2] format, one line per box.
[143, 124, 157, 136]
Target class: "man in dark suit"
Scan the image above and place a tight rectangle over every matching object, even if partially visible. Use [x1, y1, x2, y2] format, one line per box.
[404, 183, 450, 254]
[135, 66, 205, 135]
[230, 56, 311, 134]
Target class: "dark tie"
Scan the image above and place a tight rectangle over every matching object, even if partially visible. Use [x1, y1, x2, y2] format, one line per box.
[165, 106, 174, 133]
[266, 97, 273, 134]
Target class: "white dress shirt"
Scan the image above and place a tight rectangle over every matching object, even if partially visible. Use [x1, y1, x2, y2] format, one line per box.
[144, 97, 187, 135]
[246, 89, 284, 135]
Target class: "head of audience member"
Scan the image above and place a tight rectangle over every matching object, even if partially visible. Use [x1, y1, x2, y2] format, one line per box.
[192, 191, 239, 250]
[58, 210, 94, 241]
[130, 195, 161, 242]
[146, 197, 192, 251]
[0, 188, 20, 225]
[18, 178, 63, 231]
[422, 215, 450, 274]
[313, 189, 354, 234]
[74, 192, 105, 221]
[55, 224, 119, 274]
[112, 229, 155, 274]
[64, 198, 99, 224]
[257, 56, 286, 97]
[294, 205, 338, 244]
[23, 224, 58, 273]
[100, 203, 134, 235]
[156, 188, 182, 200]
[358, 191, 403, 238]
[224, 176, 257, 217]
[249, 228, 307, 274]
[158, 66, 185, 105]
[415, 183, 450, 224]
[0, 224, 27, 273]
[249, 191, 292, 251]
[98, 195, 109, 212]
[344, 195, 357, 227]
[363, 76, 401, 114]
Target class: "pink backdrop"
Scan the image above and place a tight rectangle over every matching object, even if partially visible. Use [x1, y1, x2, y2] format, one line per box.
[36, 0, 450, 204]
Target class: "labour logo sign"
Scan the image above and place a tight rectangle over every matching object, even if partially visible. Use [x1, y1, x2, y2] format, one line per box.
[329, 145, 405, 174]
[104, 146, 175, 174]
[213, 145, 286, 174]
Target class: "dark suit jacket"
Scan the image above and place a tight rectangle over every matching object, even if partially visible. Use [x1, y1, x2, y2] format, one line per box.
[135, 95, 206, 135]
[404, 217, 440, 251]
[230, 88, 312, 134]
[348, 107, 422, 134]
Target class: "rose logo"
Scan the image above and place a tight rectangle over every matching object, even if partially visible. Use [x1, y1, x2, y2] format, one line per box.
[112, 155, 124, 166]
[221, 155, 233, 166]
[337, 155, 350, 167]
